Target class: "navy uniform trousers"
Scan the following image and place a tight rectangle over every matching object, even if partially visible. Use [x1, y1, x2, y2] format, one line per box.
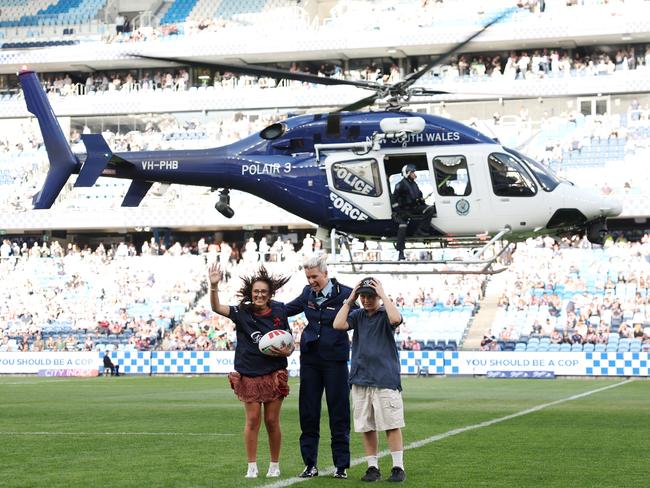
[299, 346, 350, 469]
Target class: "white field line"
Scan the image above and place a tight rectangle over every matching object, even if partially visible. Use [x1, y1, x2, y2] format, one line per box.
[260, 379, 633, 488]
[0, 431, 235, 436]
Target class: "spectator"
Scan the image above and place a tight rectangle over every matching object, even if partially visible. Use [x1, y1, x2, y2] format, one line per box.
[208, 262, 293, 479]
[103, 351, 120, 376]
[333, 277, 406, 483]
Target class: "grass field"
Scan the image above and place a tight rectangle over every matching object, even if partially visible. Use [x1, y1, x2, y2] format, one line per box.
[0, 376, 648, 488]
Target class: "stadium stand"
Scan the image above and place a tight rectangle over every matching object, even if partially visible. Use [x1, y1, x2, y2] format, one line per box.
[0, 0, 649, 355]
[0, 237, 491, 352]
[0, 0, 105, 28]
[160, 0, 198, 25]
[487, 236, 650, 351]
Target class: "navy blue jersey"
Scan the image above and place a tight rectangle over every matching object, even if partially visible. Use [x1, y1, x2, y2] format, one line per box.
[347, 307, 402, 391]
[229, 300, 290, 377]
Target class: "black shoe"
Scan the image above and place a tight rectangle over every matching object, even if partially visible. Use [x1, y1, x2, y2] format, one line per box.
[333, 467, 348, 479]
[361, 466, 381, 482]
[387, 467, 406, 482]
[397, 253, 405, 261]
[299, 466, 318, 478]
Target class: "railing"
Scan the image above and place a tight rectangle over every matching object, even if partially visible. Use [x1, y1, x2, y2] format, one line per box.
[130, 10, 155, 31]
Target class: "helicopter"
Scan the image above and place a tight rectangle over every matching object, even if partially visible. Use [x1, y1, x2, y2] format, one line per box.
[17, 10, 622, 273]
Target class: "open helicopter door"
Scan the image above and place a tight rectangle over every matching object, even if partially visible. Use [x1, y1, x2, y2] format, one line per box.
[324, 150, 392, 224]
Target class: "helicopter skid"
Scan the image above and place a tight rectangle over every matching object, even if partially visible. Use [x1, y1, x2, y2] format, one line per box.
[330, 228, 513, 275]
[330, 262, 508, 276]
[329, 226, 512, 275]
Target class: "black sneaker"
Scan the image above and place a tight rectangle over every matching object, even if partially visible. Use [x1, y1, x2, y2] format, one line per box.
[361, 466, 381, 482]
[299, 465, 318, 478]
[387, 467, 406, 482]
[333, 467, 348, 479]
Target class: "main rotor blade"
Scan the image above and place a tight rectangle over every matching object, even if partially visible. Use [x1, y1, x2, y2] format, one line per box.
[396, 7, 515, 90]
[130, 54, 380, 90]
[336, 93, 381, 112]
[408, 87, 450, 96]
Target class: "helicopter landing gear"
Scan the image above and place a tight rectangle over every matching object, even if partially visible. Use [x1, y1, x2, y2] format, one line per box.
[586, 219, 608, 245]
[215, 188, 234, 218]
[328, 228, 513, 275]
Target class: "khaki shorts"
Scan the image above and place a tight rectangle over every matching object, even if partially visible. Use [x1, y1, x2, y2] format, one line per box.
[351, 384, 405, 432]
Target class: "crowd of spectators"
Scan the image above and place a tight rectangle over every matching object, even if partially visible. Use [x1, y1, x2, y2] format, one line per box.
[482, 234, 650, 351]
[0, 238, 206, 353]
[430, 45, 650, 83]
[1, 232, 649, 355]
[18, 41, 650, 100]
[0, 232, 487, 353]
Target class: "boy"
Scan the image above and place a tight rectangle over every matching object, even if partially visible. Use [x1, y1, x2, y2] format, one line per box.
[333, 277, 405, 482]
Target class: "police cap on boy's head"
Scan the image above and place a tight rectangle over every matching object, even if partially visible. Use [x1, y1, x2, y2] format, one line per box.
[357, 277, 377, 296]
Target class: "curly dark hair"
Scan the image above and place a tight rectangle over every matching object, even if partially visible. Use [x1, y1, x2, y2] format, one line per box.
[237, 266, 291, 312]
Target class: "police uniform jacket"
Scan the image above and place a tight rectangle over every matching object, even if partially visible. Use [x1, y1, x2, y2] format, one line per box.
[394, 177, 424, 210]
[286, 278, 353, 362]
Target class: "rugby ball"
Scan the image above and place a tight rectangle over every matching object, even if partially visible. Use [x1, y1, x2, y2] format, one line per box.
[258, 329, 294, 357]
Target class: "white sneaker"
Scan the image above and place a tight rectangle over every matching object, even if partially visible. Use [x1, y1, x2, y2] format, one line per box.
[245, 466, 258, 478]
[266, 466, 281, 478]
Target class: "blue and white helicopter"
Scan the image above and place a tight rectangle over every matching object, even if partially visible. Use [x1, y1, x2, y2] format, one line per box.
[18, 12, 621, 273]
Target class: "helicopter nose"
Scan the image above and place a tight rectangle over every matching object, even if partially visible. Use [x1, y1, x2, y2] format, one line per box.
[600, 196, 623, 218]
[563, 185, 623, 222]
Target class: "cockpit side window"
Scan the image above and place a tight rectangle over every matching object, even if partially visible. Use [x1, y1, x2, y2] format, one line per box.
[432, 155, 471, 196]
[488, 153, 537, 197]
[504, 147, 561, 192]
[331, 159, 382, 197]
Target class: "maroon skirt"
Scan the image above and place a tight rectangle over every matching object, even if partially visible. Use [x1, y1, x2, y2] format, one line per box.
[228, 369, 290, 403]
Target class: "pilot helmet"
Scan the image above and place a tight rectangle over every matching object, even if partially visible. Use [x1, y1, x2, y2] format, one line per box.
[401, 164, 417, 178]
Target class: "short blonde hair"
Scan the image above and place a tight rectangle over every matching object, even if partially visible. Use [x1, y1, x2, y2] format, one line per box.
[303, 253, 328, 273]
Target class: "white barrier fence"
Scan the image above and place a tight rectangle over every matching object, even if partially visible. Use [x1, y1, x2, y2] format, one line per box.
[0, 352, 99, 376]
[0, 351, 648, 377]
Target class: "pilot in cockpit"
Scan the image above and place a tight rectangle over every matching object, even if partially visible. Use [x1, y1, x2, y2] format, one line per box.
[447, 168, 468, 196]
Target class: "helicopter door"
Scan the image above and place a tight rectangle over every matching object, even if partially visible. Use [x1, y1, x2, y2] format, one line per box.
[430, 150, 484, 234]
[384, 153, 431, 200]
[325, 151, 391, 222]
[486, 151, 539, 230]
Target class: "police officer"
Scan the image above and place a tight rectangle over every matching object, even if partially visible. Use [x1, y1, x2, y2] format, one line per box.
[286, 253, 355, 479]
[392, 164, 437, 261]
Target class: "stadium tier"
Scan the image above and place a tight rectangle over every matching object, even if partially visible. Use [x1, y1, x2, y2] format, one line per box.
[0, 245, 484, 352]
[2, 7, 650, 488]
[486, 239, 650, 352]
[0, 0, 649, 358]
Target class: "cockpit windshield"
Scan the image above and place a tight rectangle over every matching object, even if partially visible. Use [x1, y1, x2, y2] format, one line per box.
[505, 147, 561, 192]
